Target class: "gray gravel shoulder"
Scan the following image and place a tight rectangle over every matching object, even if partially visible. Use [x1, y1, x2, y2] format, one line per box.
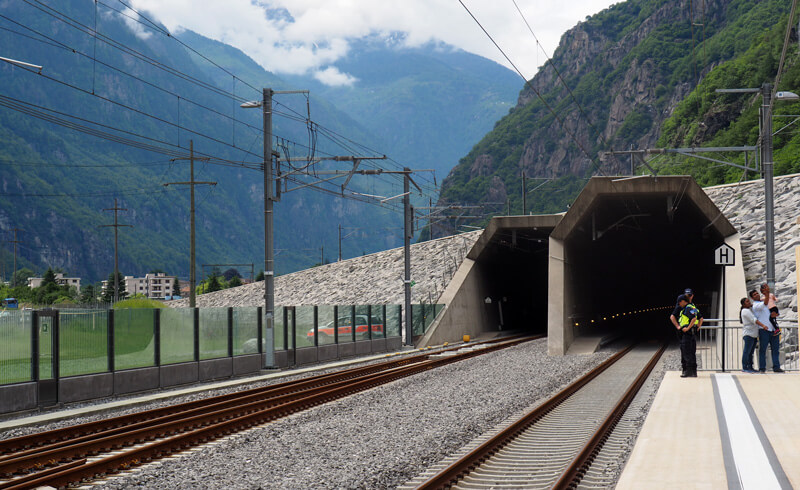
[94, 338, 617, 489]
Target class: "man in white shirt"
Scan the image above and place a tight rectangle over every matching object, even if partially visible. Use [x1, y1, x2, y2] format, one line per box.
[749, 289, 784, 373]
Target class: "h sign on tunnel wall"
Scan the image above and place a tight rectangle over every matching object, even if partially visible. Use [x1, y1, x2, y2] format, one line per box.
[715, 243, 735, 266]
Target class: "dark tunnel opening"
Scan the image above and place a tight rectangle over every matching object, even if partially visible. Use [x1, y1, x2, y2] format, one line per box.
[565, 193, 725, 343]
[475, 227, 551, 336]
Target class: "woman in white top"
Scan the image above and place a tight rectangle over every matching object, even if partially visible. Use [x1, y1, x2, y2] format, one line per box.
[740, 297, 768, 372]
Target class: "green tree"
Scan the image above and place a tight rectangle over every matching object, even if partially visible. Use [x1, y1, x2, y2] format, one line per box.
[228, 275, 242, 288]
[223, 268, 241, 281]
[255, 270, 264, 281]
[12, 268, 34, 288]
[41, 268, 57, 287]
[80, 284, 97, 304]
[172, 277, 181, 296]
[101, 272, 128, 303]
[202, 269, 222, 294]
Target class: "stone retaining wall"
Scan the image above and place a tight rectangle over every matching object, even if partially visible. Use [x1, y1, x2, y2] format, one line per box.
[168, 230, 481, 308]
[704, 173, 800, 313]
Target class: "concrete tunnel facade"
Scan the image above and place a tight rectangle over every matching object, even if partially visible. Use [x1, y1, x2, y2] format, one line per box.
[420, 175, 744, 355]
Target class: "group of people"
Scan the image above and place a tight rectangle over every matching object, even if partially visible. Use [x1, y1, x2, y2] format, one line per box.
[668, 284, 784, 377]
[739, 283, 784, 373]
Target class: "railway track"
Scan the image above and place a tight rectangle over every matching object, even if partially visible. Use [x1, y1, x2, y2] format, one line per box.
[0, 335, 539, 490]
[404, 341, 667, 489]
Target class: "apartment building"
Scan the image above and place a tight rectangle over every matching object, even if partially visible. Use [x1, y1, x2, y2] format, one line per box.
[102, 273, 177, 300]
[28, 273, 81, 290]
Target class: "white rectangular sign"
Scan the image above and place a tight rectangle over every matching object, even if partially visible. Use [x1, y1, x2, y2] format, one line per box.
[715, 243, 735, 266]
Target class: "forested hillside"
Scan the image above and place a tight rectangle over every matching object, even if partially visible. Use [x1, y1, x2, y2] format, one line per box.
[438, 0, 798, 224]
[0, 1, 517, 283]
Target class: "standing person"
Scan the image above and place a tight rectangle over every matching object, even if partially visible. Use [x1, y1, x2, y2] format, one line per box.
[739, 297, 766, 373]
[760, 283, 781, 334]
[673, 294, 699, 377]
[670, 288, 703, 374]
[683, 288, 704, 331]
[750, 289, 784, 373]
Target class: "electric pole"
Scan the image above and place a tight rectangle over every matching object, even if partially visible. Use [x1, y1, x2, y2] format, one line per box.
[100, 199, 132, 303]
[522, 171, 527, 215]
[165, 140, 216, 307]
[5, 229, 23, 287]
[761, 84, 776, 291]
[715, 84, 782, 290]
[404, 167, 413, 346]
[241, 88, 308, 369]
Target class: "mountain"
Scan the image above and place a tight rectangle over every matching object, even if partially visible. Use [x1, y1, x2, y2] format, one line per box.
[437, 0, 796, 223]
[281, 37, 521, 179]
[0, 1, 517, 283]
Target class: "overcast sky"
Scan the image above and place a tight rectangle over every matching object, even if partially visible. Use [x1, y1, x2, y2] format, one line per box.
[129, 0, 617, 86]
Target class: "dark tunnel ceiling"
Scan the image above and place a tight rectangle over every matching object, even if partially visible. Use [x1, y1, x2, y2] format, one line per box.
[478, 228, 551, 265]
[569, 193, 725, 320]
[569, 193, 726, 244]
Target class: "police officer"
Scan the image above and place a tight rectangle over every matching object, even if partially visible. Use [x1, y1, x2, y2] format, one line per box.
[675, 294, 700, 377]
[670, 288, 703, 374]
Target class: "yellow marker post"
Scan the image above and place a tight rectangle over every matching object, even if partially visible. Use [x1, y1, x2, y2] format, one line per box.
[462, 335, 470, 343]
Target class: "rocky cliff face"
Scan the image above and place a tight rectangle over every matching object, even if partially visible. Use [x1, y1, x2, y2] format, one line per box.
[437, 0, 782, 217]
[516, 0, 723, 178]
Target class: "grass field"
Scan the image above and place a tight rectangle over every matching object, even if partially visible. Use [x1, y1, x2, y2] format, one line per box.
[1, 304, 417, 385]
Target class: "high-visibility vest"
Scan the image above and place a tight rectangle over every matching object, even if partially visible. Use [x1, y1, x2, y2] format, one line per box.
[679, 304, 699, 327]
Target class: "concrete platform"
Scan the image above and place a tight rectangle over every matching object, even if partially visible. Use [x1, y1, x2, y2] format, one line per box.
[618, 371, 799, 489]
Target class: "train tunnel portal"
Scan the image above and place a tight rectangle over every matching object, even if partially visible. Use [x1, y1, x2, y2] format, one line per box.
[418, 175, 743, 353]
[548, 176, 740, 354]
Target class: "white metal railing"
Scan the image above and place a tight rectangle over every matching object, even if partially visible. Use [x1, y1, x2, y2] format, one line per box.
[695, 318, 799, 372]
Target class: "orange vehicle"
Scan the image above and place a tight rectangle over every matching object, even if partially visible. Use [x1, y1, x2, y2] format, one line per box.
[307, 314, 384, 341]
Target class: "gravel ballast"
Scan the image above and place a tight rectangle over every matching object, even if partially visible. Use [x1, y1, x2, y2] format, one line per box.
[85, 339, 637, 490]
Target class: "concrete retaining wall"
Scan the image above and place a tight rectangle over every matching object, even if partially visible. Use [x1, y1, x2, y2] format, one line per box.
[115, 367, 160, 395]
[419, 259, 492, 346]
[59, 373, 114, 403]
[0, 383, 37, 413]
[160, 362, 199, 388]
[199, 358, 233, 381]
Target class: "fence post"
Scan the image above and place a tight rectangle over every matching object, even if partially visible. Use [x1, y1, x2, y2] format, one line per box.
[108, 309, 115, 373]
[351, 306, 356, 343]
[227, 307, 234, 357]
[313, 306, 319, 347]
[291, 307, 296, 357]
[31, 310, 39, 382]
[257, 307, 263, 354]
[722, 267, 726, 373]
[154, 308, 161, 366]
[382, 305, 387, 339]
[53, 311, 60, 381]
[282, 307, 288, 351]
[333, 305, 339, 345]
[193, 308, 200, 362]
[367, 305, 373, 341]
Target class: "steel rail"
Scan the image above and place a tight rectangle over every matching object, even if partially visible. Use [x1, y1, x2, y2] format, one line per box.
[414, 344, 636, 489]
[0, 335, 538, 489]
[0, 335, 526, 457]
[553, 342, 667, 489]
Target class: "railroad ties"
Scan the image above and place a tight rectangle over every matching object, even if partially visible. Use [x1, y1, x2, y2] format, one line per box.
[402, 342, 666, 489]
[0, 335, 540, 489]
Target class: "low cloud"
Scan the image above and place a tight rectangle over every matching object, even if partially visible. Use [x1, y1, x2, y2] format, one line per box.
[313, 66, 358, 87]
[129, 0, 613, 80]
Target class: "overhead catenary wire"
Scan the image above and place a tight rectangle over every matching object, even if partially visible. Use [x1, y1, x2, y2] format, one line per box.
[455, 0, 606, 176]
[2, 1, 438, 221]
